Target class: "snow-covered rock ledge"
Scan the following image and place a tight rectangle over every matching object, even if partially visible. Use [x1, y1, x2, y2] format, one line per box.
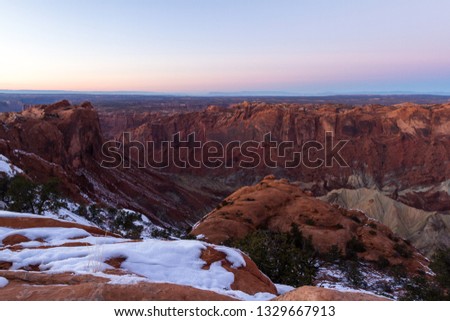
[0, 210, 277, 300]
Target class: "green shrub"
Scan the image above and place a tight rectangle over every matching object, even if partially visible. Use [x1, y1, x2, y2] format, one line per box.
[3, 175, 65, 214]
[180, 233, 196, 240]
[228, 224, 318, 287]
[79, 204, 103, 225]
[345, 236, 366, 260]
[401, 276, 445, 301]
[376, 255, 390, 270]
[389, 264, 407, 281]
[5, 175, 36, 213]
[368, 222, 377, 229]
[321, 244, 342, 263]
[401, 247, 450, 300]
[344, 261, 366, 288]
[0, 176, 10, 201]
[151, 228, 172, 239]
[216, 199, 233, 209]
[430, 247, 450, 290]
[34, 178, 66, 214]
[111, 209, 143, 239]
[394, 243, 412, 258]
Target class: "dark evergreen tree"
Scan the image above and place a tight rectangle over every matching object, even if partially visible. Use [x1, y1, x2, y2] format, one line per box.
[228, 224, 318, 287]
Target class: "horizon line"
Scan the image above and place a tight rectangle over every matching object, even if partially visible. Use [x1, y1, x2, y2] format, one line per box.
[1, 89, 450, 97]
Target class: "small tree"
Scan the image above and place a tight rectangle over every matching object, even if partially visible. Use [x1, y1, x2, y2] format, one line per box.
[430, 247, 450, 290]
[345, 236, 366, 260]
[0, 176, 10, 202]
[401, 247, 450, 300]
[5, 175, 37, 213]
[401, 276, 444, 301]
[86, 205, 103, 225]
[344, 261, 366, 288]
[111, 209, 143, 239]
[35, 178, 66, 214]
[3, 175, 66, 215]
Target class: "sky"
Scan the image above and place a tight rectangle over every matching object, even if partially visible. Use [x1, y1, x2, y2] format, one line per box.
[1, 0, 450, 94]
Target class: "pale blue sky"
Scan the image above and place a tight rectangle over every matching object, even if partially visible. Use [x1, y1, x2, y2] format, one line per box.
[1, 0, 450, 94]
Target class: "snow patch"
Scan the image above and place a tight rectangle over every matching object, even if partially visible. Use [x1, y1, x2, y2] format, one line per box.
[0, 154, 23, 177]
[52, 205, 95, 227]
[0, 276, 8, 288]
[0, 227, 90, 245]
[0, 210, 100, 229]
[213, 245, 246, 268]
[0, 210, 44, 219]
[275, 283, 295, 295]
[319, 282, 389, 299]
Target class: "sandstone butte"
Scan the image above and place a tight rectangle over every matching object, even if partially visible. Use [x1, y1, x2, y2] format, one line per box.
[191, 176, 429, 276]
